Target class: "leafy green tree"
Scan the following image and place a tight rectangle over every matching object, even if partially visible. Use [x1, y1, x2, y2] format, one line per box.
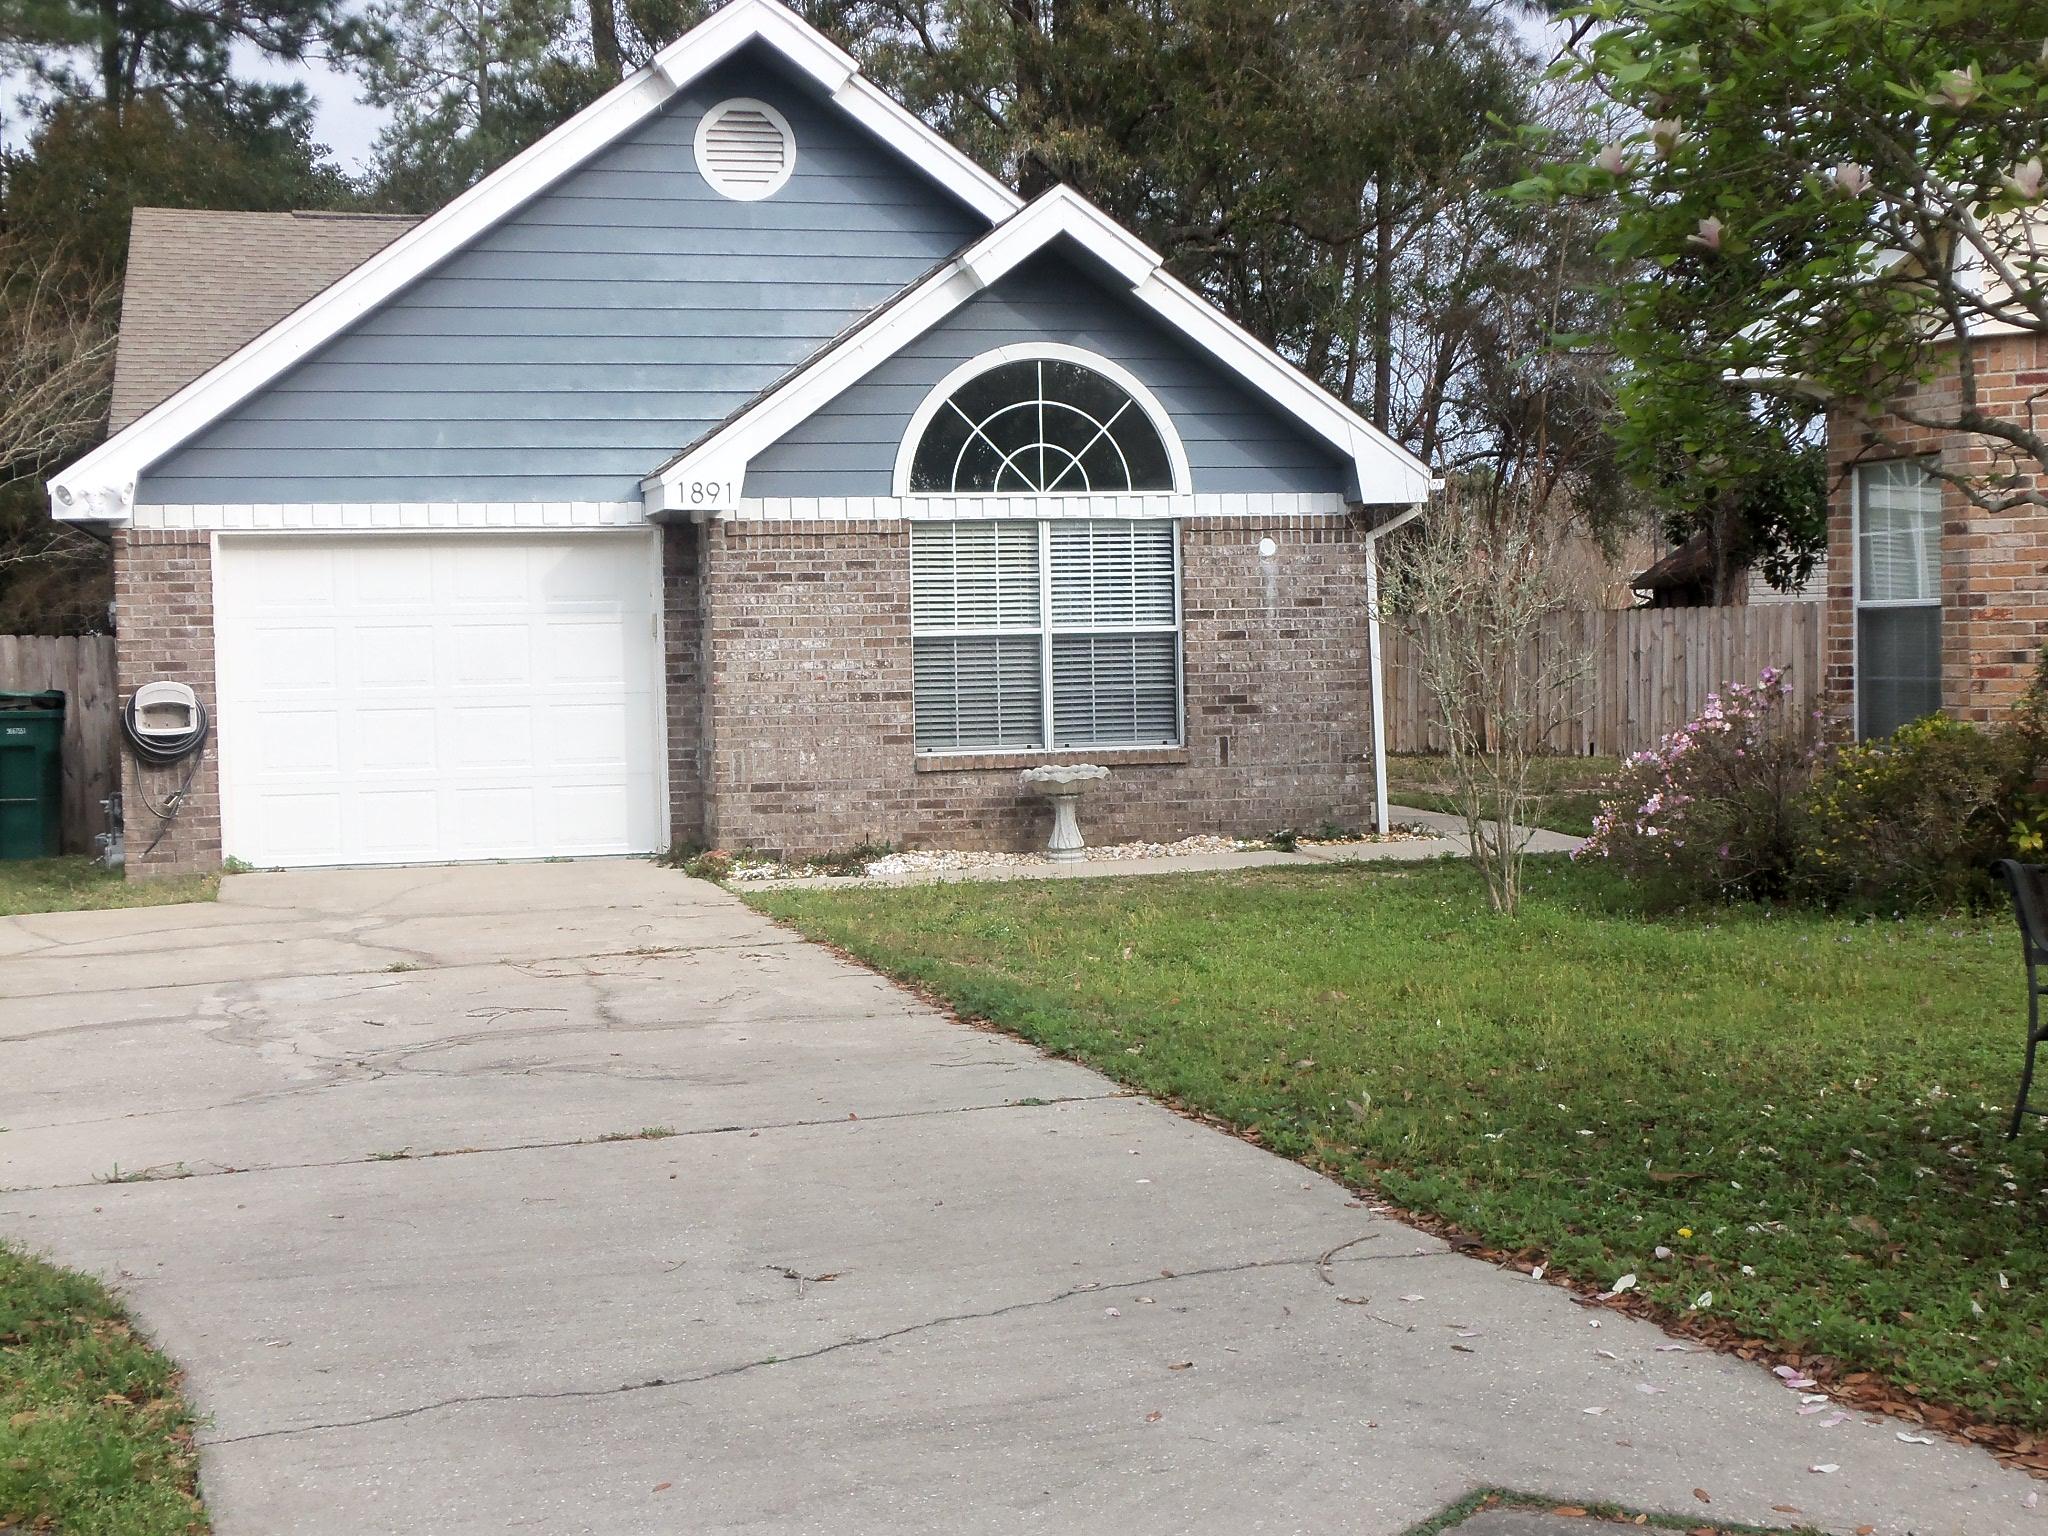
[1521, 0, 2048, 555]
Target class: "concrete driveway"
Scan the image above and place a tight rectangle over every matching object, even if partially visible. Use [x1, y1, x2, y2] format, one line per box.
[0, 862, 2036, 1535]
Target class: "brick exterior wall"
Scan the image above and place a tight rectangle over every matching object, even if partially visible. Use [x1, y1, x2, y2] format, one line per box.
[661, 521, 709, 848]
[1825, 332, 2048, 730]
[693, 514, 1373, 859]
[112, 529, 221, 877]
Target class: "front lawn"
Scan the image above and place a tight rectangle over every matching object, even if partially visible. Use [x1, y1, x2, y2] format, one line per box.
[1385, 752, 1619, 837]
[751, 857, 2048, 1443]
[0, 1243, 208, 1535]
[0, 857, 218, 917]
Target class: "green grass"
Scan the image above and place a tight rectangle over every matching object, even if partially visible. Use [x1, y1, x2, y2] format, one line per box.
[1385, 753, 1620, 837]
[751, 857, 2048, 1435]
[0, 857, 218, 917]
[0, 1243, 207, 1535]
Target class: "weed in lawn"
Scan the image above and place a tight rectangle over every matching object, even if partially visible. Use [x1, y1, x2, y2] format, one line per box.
[751, 856, 2048, 1436]
[97, 1164, 192, 1185]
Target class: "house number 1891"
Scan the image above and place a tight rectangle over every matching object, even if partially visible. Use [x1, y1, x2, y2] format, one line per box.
[684, 479, 737, 507]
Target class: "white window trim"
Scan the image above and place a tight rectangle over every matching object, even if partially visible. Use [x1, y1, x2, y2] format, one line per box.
[892, 344, 1193, 498]
[694, 97, 795, 201]
[911, 517, 1185, 757]
[1849, 458, 1942, 740]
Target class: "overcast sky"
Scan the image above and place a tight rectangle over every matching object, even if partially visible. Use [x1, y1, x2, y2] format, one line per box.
[236, 42, 390, 174]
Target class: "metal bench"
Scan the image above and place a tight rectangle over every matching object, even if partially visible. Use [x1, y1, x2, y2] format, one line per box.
[1993, 859, 2048, 1138]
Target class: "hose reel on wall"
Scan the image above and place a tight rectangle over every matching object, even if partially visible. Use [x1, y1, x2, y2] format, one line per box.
[121, 681, 210, 861]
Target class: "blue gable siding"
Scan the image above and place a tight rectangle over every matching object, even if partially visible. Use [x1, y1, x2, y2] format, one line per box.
[137, 49, 986, 505]
[743, 243, 1353, 498]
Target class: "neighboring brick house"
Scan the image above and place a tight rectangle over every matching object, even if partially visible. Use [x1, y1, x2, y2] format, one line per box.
[50, 0, 1431, 875]
[1823, 331, 2048, 738]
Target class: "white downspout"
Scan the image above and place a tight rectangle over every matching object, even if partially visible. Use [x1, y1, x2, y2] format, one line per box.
[1364, 504, 1424, 835]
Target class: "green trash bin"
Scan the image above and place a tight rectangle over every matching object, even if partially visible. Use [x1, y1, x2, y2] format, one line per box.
[0, 690, 65, 860]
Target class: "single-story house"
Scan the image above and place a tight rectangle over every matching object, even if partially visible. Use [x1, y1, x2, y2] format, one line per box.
[52, 0, 1433, 875]
[1824, 328, 2048, 740]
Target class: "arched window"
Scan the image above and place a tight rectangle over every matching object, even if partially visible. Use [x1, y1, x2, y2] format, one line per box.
[903, 352, 1181, 495]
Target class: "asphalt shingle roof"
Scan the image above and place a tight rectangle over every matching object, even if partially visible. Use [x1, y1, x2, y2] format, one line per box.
[108, 208, 420, 432]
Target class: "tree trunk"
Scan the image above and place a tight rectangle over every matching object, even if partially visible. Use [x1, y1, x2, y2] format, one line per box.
[1370, 181, 1394, 433]
[588, 0, 623, 76]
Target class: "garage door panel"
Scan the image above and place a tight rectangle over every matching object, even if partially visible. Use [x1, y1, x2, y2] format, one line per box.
[450, 704, 535, 767]
[447, 624, 532, 686]
[357, 626, 438, 688]
[358, 708, 437, 772]
[217, 534, 663, 868]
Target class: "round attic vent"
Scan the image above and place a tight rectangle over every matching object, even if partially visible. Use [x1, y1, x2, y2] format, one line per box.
[695, 98, 795, 201]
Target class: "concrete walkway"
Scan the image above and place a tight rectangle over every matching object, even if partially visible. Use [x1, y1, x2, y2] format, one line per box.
[750, 804, 1581, 889]
[0, 862, 2032, 1535]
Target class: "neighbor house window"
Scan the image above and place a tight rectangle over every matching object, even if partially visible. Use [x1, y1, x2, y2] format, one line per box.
[911, 519, 1182, 753]
[1855, 460, 1942, 739]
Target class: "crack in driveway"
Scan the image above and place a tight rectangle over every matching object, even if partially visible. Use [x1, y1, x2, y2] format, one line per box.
[2, 1091, 1134, 1194]
[199, 1244, 1442, 1449]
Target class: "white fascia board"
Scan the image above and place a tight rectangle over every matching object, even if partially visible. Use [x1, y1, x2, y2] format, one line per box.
[48, 0, 1019, 523]
[647, 185, 1439, 512]
[962, 186, 1160, 289]
[832, 75, 1020, 225]
[1131, 270, 1434, 504]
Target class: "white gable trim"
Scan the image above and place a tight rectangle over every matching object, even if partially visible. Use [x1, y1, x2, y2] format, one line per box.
[645, 188, 1436, 514]
[890, 343, 1194, 496]
[48, 0, 1020, 525]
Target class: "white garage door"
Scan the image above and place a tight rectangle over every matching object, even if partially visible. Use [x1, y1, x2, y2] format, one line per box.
[214, 533, 664, 868]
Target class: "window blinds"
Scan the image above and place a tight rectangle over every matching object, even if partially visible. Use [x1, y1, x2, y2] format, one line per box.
[911, 519, 1183, 753]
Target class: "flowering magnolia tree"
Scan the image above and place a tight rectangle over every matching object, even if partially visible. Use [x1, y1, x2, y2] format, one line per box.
[1519, 0, 2048, 525]
[1579, 669, 1820, 901]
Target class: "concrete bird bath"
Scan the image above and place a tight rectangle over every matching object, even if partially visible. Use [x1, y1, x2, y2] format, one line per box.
[1021, 764, 1110, 863]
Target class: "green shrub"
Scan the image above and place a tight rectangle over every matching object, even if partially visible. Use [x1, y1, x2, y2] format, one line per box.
[1799, 713, 2043, 909]
[681, 849, 733, 882]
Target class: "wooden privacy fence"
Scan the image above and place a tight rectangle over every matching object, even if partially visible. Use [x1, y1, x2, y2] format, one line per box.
[0, 634, 119, 854]
[1381, 602, 1823, 758]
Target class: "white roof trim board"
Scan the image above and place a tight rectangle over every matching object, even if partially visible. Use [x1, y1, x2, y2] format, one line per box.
[52, 0, 1433, 522]
[645, 188, 1436, 512]
[49, 0, 1019, 522]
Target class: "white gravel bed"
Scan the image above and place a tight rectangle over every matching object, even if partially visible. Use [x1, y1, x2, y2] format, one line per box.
[724, 824, 1438, 883]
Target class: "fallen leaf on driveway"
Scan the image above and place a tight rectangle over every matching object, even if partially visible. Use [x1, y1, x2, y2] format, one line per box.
[652, 1483, 672, 1493]
[1692, 1488, 1710, 1503]
[1549, 1507, 1588, 1517]
[1145, 1411, 1162, 1423]
[1166, 1361, 1193, 1371]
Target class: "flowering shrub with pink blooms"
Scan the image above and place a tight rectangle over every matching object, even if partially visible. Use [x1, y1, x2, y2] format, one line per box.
[1578, 668, 1820, 902]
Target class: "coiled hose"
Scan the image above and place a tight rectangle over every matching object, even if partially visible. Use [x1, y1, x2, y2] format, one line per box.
[121, 691, 210, 858]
